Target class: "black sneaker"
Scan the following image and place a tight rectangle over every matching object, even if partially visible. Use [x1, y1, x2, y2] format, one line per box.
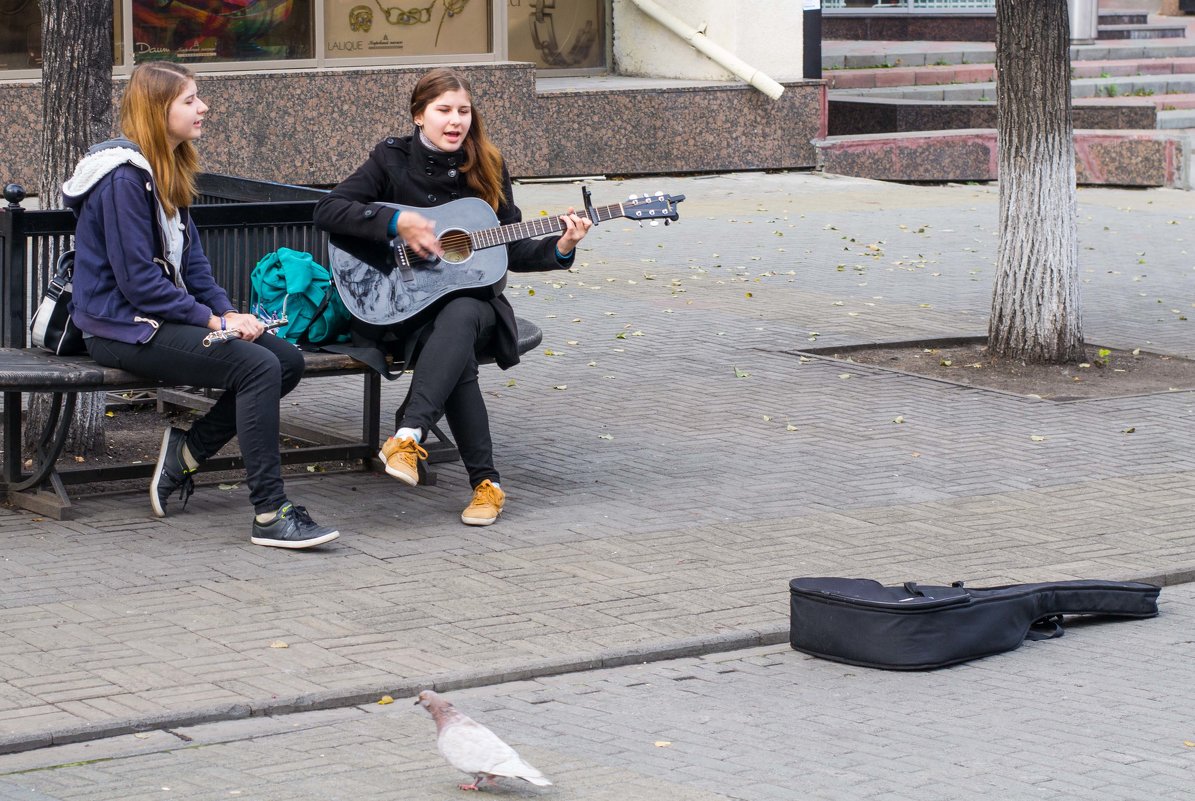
[150, 427, 196, 518]
[250, 503, 340, 549]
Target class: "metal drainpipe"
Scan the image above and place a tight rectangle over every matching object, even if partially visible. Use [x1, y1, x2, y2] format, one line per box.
[628, 0, 785, 100]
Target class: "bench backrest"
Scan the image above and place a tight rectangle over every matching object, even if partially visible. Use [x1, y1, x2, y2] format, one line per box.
[0, 174, 330, 349]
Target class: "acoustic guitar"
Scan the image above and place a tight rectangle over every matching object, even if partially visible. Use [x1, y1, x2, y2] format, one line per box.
[326, 187, 684, 326]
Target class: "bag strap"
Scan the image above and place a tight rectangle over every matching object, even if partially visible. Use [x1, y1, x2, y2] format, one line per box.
[295, 283, 336, 348]
[1026, 615, 1065, 641]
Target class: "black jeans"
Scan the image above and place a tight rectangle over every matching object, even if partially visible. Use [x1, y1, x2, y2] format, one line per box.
[400, 297, 498, 488]
[87, 324, 305, 513]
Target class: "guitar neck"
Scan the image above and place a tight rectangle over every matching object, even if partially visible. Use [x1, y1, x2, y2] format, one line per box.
[471, 203, 624, 250]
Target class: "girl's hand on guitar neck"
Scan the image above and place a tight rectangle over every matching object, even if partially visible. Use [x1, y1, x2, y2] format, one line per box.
[396, 210, 444, 259]
[556, 207, 593, 256]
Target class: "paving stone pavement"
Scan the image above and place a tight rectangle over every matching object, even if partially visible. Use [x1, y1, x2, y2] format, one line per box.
[1, 582, 1191, 800]
[2, 172, 1195, 772]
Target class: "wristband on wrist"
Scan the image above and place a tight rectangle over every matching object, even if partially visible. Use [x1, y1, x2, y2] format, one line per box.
[220, 316, 227, 331]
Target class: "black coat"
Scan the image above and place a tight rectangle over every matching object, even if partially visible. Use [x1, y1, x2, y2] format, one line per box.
[314, 132, 568, 368]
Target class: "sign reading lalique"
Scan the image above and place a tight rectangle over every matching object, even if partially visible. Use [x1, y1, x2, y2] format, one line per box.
[325, 0, 490, 57]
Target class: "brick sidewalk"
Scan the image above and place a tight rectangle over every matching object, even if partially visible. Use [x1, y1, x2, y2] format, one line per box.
[2, 173, 1195, 759]
[4, 584, 1191, 800]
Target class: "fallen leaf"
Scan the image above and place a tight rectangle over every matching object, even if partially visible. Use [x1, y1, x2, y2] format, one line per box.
[786, 424, 798, 431]
[506, 379, 517, 387]
[553, 385, 568, 390]
[378, 695, 394, 705]
[838, 373, 851, 380]
[598, 434, 614, 440]
[218, 482, 240, 490]
[134, 732, 152, 739]
[893, 415, 904, 424]
[654, 741, 672, 748]
[1030, 435, 1047, 442]
[269, 641, 289, 649]
[734, 367, 750, 378]
[763, 415, 772, 422]
[1123, 427, 1136, 434]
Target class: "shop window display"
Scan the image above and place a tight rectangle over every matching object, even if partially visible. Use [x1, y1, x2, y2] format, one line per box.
[323, 0, 491, 59]
[506, 0, 604, 71]
[0, 0, 41, 70]
[133, 0, 314, 63]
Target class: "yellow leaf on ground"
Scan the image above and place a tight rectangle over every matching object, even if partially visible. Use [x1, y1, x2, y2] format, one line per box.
[654, 741, 672, 748]
[269, 641, 289, 649]
[1030, 435, 1047, 442]
[378, 695, 394, 705]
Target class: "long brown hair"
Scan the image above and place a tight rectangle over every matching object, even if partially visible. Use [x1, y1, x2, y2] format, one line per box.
[410, 68, 504, 210]
[120, 62, 200, 217]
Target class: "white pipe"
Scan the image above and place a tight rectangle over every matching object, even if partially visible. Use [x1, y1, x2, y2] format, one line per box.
[629, 0, 785, 100]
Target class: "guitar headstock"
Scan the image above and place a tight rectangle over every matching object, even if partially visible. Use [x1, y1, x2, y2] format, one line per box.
[623, 192, 685, 224]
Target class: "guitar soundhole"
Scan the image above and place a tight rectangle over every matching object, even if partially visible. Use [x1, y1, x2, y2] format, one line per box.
[438, 228, 473, 265]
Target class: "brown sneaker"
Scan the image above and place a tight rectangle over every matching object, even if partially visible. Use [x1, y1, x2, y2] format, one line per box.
[461, 479, 505, 526]
[379, 436, 428, 486]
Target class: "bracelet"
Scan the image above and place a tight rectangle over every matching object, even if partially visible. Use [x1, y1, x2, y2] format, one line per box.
[220, 316, 227, 331]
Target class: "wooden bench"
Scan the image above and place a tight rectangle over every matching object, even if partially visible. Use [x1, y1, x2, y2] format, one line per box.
[0, 177, 541, 519]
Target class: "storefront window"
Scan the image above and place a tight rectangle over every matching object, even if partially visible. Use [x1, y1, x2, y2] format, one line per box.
[506, 0, 604, 71]
[323, 0, 491, 60]
[0, 0, 41, 70]
[132, 0, 314, 64]
[2, 1, 612, 73]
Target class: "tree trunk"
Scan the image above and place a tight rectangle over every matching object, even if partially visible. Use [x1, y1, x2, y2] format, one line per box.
[25, 0, 114, 456]
[989, 0, 1084, 364]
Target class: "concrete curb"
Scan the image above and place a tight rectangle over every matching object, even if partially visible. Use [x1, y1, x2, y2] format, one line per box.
[3, 566, 1191, 756]
[0, 626, 788, 756]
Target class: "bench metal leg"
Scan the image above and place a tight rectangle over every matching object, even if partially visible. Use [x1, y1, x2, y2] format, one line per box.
[2, 390, 75, 519]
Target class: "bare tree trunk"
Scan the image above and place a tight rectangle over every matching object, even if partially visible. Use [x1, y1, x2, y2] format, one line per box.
[989, 0, 1084, 364]
[26, 0, 114, 456]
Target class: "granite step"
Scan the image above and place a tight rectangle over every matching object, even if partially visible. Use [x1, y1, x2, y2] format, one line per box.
[826, 57, 1195, 91]
[823, 38, 1195, 72]
[1158, 108, 1195, 129]
[1098, 11, 1151, 27]
[1098, 23, 1189, 40]
[813, 129, 1187, 188]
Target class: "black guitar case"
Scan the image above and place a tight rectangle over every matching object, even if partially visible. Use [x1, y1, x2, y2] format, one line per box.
[789, 577, 1159, 670]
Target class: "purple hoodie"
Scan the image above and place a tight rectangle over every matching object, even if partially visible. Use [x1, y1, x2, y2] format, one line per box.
[62, 139, 234, 344]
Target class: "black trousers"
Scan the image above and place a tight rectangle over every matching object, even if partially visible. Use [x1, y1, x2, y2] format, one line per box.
[399, 297, 499, 488]
[87, 325, 305, 513]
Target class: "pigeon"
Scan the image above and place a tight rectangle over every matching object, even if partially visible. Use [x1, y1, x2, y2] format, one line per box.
[415, 689, 552, 791]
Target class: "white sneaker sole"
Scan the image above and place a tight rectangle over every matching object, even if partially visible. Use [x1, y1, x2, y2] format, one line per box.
[149, 427, 173, 518]
[379, 449, 419, 486]
[461, 510, 500, 526]
[251, 530, 340, 549]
